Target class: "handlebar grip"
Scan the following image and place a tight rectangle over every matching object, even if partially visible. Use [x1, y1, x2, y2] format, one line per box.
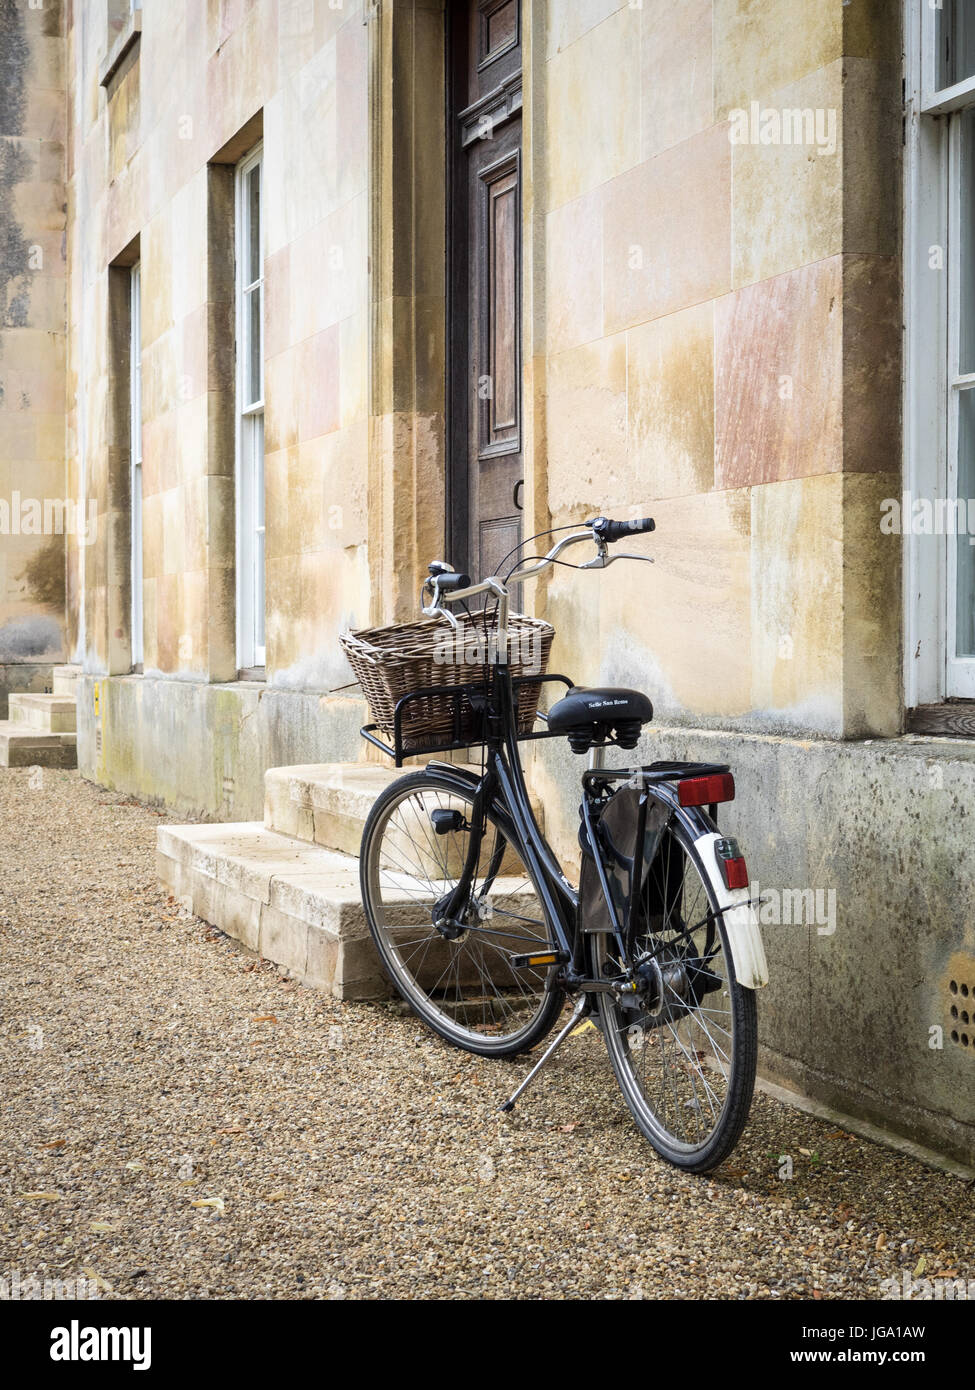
[588, 515, 656, 544]
[435, 570, 471, 592]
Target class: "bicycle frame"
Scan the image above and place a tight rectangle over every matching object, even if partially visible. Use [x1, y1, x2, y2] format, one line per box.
[426, 658, 581, 972]
[418, 655, 743, 991]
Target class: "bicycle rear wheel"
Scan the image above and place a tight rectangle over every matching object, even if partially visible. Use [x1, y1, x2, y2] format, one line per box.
[359, 768, 563, 1056]
[592, 810, 757, 1172]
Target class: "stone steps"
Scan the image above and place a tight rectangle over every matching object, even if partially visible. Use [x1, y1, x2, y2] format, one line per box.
[52, 665, 80, 697]
[263, 761, 484, 853]
[0, 722, 77, 768]
[158, 760, 544, 999]
[0, 667, 81, 768]
[156, 821, 385, 1000]
[7, 693, 77, 733]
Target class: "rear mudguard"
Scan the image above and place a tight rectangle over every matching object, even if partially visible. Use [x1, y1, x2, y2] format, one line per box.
[692, 830, 769, 990]
[642, 782, 769, 991]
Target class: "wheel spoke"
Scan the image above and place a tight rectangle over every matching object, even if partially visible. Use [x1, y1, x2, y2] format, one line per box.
[596, 814, 756, 1168]
[362, 777, 559, 1050]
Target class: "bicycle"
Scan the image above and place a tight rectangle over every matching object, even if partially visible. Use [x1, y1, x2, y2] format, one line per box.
[356, 516, 769, 1173]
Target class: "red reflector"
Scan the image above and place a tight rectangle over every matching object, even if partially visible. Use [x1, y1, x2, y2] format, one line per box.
[677, 773, 735, 807]
[723, 856, 749, 891]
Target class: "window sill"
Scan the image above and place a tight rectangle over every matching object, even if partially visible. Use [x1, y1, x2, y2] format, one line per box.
[906, 702, 975, 737]
[99, 12, 142, 90]
[237, 667, 266, 684]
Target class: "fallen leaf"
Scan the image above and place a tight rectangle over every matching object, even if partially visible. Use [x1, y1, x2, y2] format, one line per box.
[88, 1221, 119, 1233]
[80, 1267, 114, 1294]
[875, 1233, 887, 1250]
[251, 1015, 277, 1024]
[178, 1177, 200, 1187]
[914, 1255, 927, 1277]
[570, 1019, 596, 1037]
[267, 1191, 288, 1203]
[215, 1126, 245, 1135]
[41, 1140, 66, 1150]
[935, 1269, 958, 1278]
[812, 1289, 822, 1301]
[190, 1196, 226, 1213]
[798, 1147, 813, 1156]
[559, 1123, 579, 1133]
[19, 1191, 60, 1202]
[824, 1129, 848, 1140]
[124, 1161, 144, 1171]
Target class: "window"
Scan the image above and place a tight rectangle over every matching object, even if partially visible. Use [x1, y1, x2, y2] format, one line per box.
[235, 143, 265, 672]
[905, 1, 975, 706]
[130, 262, 143, 669]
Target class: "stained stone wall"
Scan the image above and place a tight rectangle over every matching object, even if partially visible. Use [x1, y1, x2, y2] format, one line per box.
[0, 0, 66, 683]
[529, 0, 901, 742]
[64, 0, 370, 692]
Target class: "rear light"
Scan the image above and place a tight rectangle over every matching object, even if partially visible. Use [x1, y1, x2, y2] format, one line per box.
[715, 837, 748, 891]
[677, 772, 735, 807]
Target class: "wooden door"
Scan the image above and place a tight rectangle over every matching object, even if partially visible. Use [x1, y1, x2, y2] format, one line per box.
[448, 0, 523, 587]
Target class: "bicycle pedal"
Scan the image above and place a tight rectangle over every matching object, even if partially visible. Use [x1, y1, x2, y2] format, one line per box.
[511, 950, 568, 970]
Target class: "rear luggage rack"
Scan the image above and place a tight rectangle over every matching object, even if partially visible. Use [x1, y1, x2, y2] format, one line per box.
[582, 760, 732, 792]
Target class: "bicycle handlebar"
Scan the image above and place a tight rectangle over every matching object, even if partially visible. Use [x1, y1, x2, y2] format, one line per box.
[588, 515, 655, 544]
[420, 515, 655, 630]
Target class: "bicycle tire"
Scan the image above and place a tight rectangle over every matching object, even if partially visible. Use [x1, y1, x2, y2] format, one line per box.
[591, 808, 757, 1173]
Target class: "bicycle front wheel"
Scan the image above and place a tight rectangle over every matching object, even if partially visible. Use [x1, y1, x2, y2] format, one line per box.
[592, 812, 757, 1172]
[359, 768, 564, 1056]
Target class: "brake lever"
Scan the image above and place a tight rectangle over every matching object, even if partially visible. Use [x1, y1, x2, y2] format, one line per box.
[419, 578, 460, 628]
[578, 552, 655, 570]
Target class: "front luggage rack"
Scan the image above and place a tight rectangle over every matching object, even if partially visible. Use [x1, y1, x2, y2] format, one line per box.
[360, 674, 574, 766]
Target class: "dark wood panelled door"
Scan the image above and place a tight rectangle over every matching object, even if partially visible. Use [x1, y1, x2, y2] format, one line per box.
[448, 0, 523, 586]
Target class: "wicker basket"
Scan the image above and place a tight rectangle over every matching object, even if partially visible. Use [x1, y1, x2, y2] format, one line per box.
[341, 612, 555, 752]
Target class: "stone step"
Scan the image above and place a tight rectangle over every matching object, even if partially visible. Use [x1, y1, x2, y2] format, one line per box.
[52, 665, 80, 696]
[157, 818, 539, 1002]
[264, 760, 543, 854]
[157, 822, 387, 1000]
[0, 721, 78, 768]
[6, 693, 77, 733]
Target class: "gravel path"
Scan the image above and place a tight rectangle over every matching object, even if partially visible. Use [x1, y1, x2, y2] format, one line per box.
[0, 766, 972, 1300]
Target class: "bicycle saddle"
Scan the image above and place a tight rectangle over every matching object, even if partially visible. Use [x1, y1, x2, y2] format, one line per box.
[547, 687, 654, 753]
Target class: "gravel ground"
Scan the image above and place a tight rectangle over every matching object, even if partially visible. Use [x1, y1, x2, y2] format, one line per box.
[0, 766, 972, 1301]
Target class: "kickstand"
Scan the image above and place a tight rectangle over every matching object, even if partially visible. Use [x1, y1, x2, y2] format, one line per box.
[499, 995, 590, 1113]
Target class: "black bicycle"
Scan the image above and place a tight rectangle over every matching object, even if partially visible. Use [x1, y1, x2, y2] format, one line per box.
[357, 517, 768, 1172]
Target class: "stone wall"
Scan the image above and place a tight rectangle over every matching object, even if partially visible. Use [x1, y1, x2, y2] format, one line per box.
[0, 0, 66, 685]
[529, 0, 902, 741]
[65, 0, 371, 689]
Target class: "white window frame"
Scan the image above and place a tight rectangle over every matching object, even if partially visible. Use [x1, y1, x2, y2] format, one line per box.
[904, 0, 975, 704]
[130, 262, 143, 669]
[234, 142, 266, 672]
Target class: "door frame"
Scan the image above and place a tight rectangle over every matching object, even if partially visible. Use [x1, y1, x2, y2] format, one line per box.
[366, 0, 543, 621]
[446, 0, 525, 583]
